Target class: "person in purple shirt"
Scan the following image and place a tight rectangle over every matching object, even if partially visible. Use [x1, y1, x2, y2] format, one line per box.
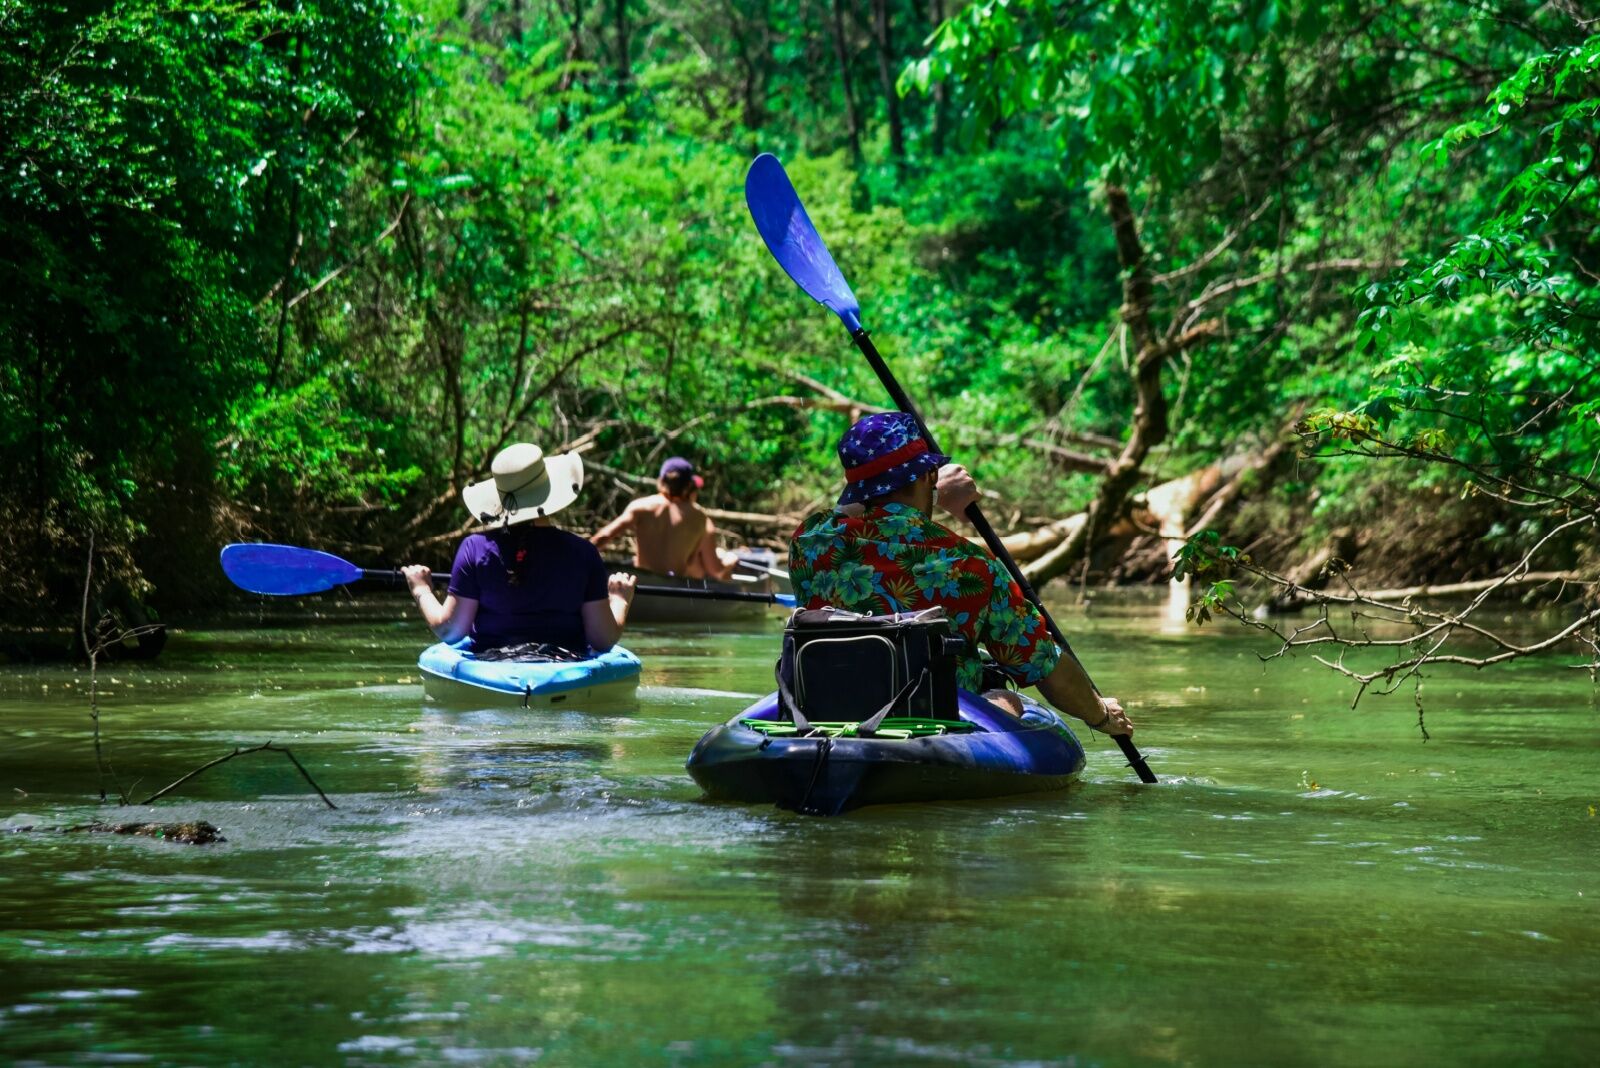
[401, 443, 637, 653]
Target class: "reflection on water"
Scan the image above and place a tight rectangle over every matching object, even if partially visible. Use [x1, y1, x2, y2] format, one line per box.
[0, 599, 1596, 1065]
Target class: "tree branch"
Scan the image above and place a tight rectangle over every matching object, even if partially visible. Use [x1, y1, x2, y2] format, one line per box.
[138, 742, 337, 809]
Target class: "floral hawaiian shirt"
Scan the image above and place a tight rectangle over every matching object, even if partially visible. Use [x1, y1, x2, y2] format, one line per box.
[788, 503, 1062, 692]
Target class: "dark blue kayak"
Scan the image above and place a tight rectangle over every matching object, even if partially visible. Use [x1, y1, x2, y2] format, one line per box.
[686, 690, 1085, 815]
[419, 640, 641, 708]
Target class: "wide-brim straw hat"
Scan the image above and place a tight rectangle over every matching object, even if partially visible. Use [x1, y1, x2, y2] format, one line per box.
[462, 443, 585, 526]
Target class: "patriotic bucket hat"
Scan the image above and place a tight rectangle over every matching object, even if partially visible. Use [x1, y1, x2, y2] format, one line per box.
[836, 412, 949, 506]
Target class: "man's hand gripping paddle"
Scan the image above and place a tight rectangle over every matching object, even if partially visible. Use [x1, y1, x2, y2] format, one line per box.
[744, 153, 1157, 783]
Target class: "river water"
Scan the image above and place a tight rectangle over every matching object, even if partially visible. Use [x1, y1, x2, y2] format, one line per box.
[1, 597, 1595, 1066]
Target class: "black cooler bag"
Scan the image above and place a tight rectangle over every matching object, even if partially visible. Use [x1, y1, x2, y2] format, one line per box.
[775, 607, 965, 730]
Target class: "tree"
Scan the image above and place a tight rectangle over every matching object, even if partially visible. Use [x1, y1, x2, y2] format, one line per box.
[0, 0, 412, 613]
[905, 1, 1577, 590]
[1176, 29, 1600, 712]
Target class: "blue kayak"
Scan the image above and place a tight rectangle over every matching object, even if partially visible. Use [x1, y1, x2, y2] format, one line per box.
[418, 640, 641, 708]
[686, 689, 1085, 815]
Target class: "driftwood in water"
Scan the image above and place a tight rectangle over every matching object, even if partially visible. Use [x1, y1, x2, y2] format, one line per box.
[138, 742, 337, 809]
[1184, 429, 1299, 538]
[7, 821, 227, 845]
[1001, 514, 1088, 562]
[1001, 420, 1300, 579]
[1002, 461, 1232, 569]
[1359, 572, 1590, 600]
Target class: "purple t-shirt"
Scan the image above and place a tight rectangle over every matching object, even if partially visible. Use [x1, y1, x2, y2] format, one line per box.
[447, 527, 609, 651]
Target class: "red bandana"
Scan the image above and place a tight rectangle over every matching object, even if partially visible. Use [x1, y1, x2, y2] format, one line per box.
[844, 439, 930, 483]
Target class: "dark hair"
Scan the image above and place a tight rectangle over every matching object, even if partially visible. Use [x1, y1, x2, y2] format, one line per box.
[494, 524, 538, 586]
[660, 472, 697, 498]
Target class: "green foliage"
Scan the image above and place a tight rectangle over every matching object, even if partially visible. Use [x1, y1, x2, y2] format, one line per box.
[906, 0, 1294, 189]
[1332, 30, 1600, 494]
[1173, 531, 1246, 624]
[0, 0, 412, 603]
[220, 375, 423, 507]
[1172, 530, 1248, 582]
[6, 0, 1598, 619]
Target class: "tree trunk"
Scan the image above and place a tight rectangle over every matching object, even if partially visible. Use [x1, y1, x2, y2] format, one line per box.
[729, 1, 771, 136]
[1024, 186, 1210, 586]
[555, 0, 587, 135]
[928, 0, 947, 156]
[612, 0, 630, 123]
[33, 339, 46, 558]
[829, 0, 863, 163]
[269, 33, 306, 391]
[871, 0, 905, 164]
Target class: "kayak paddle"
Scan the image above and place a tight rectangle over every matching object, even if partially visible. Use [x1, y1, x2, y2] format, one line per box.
[744, 153, 1157, 783]
[220, 543, 797, 607]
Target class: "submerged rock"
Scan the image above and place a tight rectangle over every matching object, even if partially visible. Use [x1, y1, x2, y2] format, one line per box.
[61, 820, 227, 845]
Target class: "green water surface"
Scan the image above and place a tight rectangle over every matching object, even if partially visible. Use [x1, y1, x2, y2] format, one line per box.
[1, 598, 1596, 1066]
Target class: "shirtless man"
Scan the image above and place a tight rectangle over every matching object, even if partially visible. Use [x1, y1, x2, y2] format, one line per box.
[590, 457, 737, 580]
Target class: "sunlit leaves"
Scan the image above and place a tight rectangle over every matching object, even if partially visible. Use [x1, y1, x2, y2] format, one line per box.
[1351, 29, 1600, 477]
[906, 0, 1294, 188]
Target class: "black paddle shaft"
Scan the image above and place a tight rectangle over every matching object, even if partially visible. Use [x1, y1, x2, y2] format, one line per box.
[849, 328, 1158, 784]
[363, 568, 787, 605]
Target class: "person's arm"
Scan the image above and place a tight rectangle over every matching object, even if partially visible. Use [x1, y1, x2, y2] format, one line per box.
[1035, 653, 1132, 736]
[590, 503, 637, 549]
[582, 573, 637, 651]
[402, 565, 478, 643]
[696, 520, 736, 581]
[973, 541, 1132, 736]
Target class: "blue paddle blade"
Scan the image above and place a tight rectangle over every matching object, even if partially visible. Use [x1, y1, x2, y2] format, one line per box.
[774, 593, 797, 609]
[744, 153, 862, 332]
[219, 543, 365, 596]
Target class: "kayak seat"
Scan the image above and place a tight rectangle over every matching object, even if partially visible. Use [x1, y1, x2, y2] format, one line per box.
[474, 641, 589, 663]
[740, 717, 978, 739]
[776, 607, 965, 732]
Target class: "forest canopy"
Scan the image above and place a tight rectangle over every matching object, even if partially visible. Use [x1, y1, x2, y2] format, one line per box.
[3, 0, 1596, 638]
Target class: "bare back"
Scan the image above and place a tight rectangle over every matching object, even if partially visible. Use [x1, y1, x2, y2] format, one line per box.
[626, 494, 719, 577]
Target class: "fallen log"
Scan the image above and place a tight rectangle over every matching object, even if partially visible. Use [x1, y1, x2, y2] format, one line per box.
[999, 416, 1298, 579]
[1275, 570, 1590, 610]
[1000, 462, 1231, 566]
[1000, 514, 1087, 562]
[1363, 572, 1591, 600]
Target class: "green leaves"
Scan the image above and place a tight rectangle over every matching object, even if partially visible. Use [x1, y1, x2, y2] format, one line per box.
[0, 0, 414, 600]
[910, 0, 1294, 188]
[1345, 28, 1600, 480]
[1172, 530, 1248, 581]
[1173, 531, 1245, 626]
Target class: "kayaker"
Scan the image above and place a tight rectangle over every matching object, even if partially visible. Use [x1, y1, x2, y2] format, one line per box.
[590, 457, 738, 580]
[789, 412, 1132, 737]
[401, 443, 637, 653]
